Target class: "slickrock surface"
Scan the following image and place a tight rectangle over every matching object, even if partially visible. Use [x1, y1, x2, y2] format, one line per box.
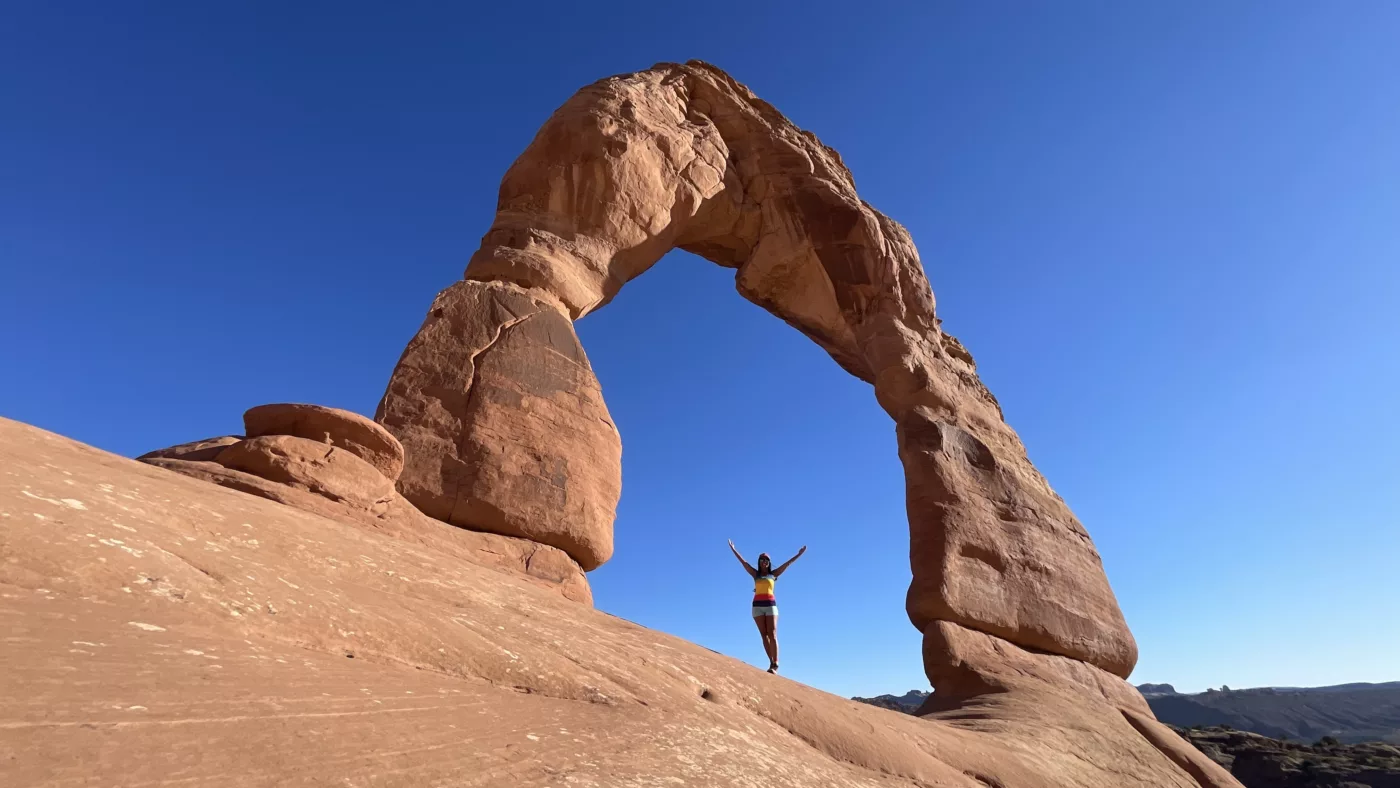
[2, 418, 1234, 786]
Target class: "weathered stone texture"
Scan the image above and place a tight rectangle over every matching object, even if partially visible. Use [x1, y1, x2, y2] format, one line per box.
[376, 280, 620, 571]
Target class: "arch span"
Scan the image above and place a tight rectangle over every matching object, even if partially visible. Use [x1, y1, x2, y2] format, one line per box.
[376, 61, 1137, 681]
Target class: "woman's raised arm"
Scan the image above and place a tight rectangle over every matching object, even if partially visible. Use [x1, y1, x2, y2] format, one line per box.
[773, 545, 807, 577]
[728, 539, 757, 577]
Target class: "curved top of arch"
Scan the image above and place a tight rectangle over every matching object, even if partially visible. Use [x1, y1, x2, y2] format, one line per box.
[464, 60, 941, 385]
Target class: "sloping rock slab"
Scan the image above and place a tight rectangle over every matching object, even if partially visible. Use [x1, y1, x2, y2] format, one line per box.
[1, 418, 1236, 788]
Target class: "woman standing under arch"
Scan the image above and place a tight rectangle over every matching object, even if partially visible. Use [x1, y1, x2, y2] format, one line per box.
[728, 540, 806, 673]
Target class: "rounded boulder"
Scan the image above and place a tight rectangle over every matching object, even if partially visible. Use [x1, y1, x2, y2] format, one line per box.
[243, 403, 405, 482]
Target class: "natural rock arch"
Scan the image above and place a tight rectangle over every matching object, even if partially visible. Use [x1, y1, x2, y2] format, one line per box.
[375, 61, 1138, 685]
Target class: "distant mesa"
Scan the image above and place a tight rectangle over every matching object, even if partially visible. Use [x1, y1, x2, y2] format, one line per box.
[852, 689, 931, 714]
[869, 681, 1400, 746]
[1146, 681, 1400, 744]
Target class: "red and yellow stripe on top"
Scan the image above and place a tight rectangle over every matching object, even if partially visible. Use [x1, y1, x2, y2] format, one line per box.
[753, 573, 776, 604]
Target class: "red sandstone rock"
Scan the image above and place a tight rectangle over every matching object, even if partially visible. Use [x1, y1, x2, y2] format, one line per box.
[1, 418, 1239, 787]
[377, 280, 620, 570]
[136, 434, 243, 462]
[215, 435, 396, 514]
[918, 620, 1150, 716]
[900, 410, 1137, 677]
[244, 403, 405, 482]
[434, 60, 1136, 675]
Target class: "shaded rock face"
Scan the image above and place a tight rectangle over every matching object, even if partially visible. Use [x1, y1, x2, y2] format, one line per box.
[3, 419, 1233, 787]
[379, 60, 1135, 680]
[376, 280, 620, 570]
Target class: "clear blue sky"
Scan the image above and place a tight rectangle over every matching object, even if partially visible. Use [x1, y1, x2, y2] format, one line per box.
[3, 3, 1397, 698]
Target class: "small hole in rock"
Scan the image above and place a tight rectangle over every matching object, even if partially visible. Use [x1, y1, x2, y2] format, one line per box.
[700, 688, 716, 702]
[345, 653, 354, 658]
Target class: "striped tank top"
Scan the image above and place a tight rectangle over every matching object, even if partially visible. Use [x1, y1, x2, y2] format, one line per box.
[752, 573, 776, 607]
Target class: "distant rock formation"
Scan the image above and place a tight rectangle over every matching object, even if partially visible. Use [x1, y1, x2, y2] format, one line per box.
[1173, 726, 1400, 788]
[1148, 682, 1400, 744]
[853, 689, 931, 714]
[1141, 684, 1182, 696]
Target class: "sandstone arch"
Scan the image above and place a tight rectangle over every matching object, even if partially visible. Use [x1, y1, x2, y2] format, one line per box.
[376, 61, 1138, 683]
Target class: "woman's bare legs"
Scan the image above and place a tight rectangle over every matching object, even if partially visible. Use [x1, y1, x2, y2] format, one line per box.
[753, 615, 778, 672]
[767, 616, 779, 672]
